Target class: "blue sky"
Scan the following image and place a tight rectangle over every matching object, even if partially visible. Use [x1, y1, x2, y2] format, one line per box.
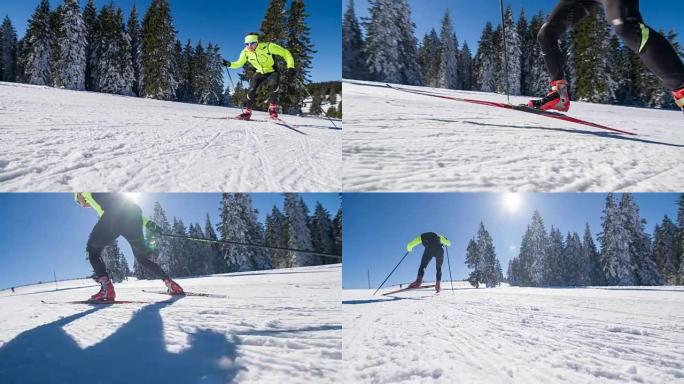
[0, 193, 341, 289]
[2, 0, 341, 82]
[343, 193, 681, 289]
[345, 0, 682, 50]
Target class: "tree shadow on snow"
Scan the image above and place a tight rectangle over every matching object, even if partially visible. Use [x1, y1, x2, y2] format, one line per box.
[462, 120, 684, 148]
[0, 296, 244, 384]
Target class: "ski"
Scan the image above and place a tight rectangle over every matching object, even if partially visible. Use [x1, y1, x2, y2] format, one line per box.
[192, 115, 269, 123]
[192, 115, 308, 134]
[41, 299, 154, 305]
[382, 284, 437, 296]
[142, 289, 227, 298]
[269, 116, 307, 135]
[386, 84, 638, 136]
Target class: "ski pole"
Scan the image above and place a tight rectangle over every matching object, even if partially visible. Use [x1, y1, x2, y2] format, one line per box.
[372, 251, 410, 296]
[446, 246, 455, 295]
[226, 70, 244, 113]
[499, 0, 511, 105]
[160, 232, 342, 260]
[297, 78, 340, 130]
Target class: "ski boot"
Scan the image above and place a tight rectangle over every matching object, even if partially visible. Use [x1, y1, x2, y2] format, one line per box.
[90, 275, 115, 302]
[528, 79, 570, 112]
[164, 279, 185, 295]
[236, 108, 252, 120]
[268, 103, 279, 119]
[407, 277, 423, 289]
[673, 86, 684, 114]
[435, 281, 441, 293]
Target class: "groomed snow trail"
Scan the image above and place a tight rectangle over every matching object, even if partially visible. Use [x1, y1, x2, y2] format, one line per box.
[343, 80, 684, 192]
[0, 82, 341, 192]
[0, 264, 341, 384]
[343, 285, 684, 384]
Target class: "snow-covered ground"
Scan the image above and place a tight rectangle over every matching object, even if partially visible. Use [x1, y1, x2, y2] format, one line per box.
[343, 284, 684, 384]
[343, 80, 684, 192]
[0, 264, 341, 384]
[0, 82, 341, 192]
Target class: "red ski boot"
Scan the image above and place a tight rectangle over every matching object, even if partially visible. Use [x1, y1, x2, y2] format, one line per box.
[90, 276, 115, 302]
[236, 108, 252, 120]
[528, 80, 570, 112]
[435, 281, 441, 293]
[164, 279, 185, 295]
[673, 86, 684, 114]
[268, 103, 279, 119]
[407, 277, 422, 289]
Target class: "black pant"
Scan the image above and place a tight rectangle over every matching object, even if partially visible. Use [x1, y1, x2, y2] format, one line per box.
[246, 71, 280, 109]
[87, 205, 169, 280]
[538, 0, 684, 90]
[417, 247, 444, 282]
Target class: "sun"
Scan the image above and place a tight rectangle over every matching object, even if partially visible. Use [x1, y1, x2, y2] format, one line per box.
[502, 192, 523, 213]
[123, 193, 142, 204]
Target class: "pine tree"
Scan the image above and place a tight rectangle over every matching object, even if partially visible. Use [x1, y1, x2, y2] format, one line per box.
[459, 42, 473, 90]
[24, 0, 53, 86]
[191, 41, 209, 103]
[342, 0, 366, 80]
[206, 43, 224, 105]
[522, 211, 548, 286]
[437, 11, 458, 89]
[309, 91, 322, 115]
[652, 216, 678, 284]
[363, 0, 402, 83]
[525, 12, 549, 97]
[546, 226, 564, 286]
[141, 0, 177, 100]
[563, 232, 585, 286]
[94, 5, 134, 95]
[599, 193, 632, 285]
[265, 205, 288, 268]
[477, 223, 500, 288]
[395, 0, 422, 85]
[517, 9, 529, 95]
[101, 240, 127, 283]
[474, 22, 496, 92]
[282, 0, 315, 113]
[260, 0, 287, 44]
[203, 214, 222, 274]
[677, 194, 684, 284]
[311, 202, 335, 264]
[83, 0, 97, 90]
[583, 223, 603, 285]
[500, 6, 521, 95]
[49, 5, 63, 87]
[284, 193, 315, 267]
[54, 0, 86, 90]
[1, 16, 18, 82]
[465, 238, 481, 288]
[127, 4, 142, 96]
[620, 194, 660, 285]
[151, 202, 172, 274]
[332, 205, 342, 258]
[169, 217, 189, 276]
[418, 29, 440, 88]
[571, 7, 615, 103]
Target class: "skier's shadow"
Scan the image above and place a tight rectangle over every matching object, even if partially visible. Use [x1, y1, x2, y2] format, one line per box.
[0, 297, 243, 384]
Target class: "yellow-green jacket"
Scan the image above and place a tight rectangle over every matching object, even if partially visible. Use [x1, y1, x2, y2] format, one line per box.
[406, 232, 451, 252]
[228, 42, 295, 74]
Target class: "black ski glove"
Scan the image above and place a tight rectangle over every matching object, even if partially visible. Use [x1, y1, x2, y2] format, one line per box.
[222, 59, 231, 67]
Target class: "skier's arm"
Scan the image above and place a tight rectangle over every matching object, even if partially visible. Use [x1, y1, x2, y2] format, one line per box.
[439, 235, 451, 247]
[406, 236, 422, 252]
[269, 43, 295, 69]
[227, 49, 248, 69]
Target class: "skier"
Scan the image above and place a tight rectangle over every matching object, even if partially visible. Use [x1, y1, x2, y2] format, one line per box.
[223, 33, 296, 120]
[11, 287, 15, 293]
[75, 193, 184, 302]
[529, 0, 684, 113]
[405, 232, 451, 292]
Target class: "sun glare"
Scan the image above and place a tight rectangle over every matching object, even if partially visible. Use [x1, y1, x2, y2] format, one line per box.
[502, 192, 523, 213]
[123, 193, 142, 204]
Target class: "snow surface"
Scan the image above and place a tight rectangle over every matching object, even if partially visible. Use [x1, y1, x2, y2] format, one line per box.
[0, 264, 341, 384]
[343, 80, 684, 192]
[0, 82, 341, 192]
[343, 283, 684, 384]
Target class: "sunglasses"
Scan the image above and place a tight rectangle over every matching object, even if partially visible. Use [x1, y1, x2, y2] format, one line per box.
[244, 42, 257, 46]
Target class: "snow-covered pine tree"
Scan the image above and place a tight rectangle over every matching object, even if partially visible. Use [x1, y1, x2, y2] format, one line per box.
[583, 223, 602, 286]
[526, 211, 548, 287]
[191, 41, 209, 103]
[94, 6, 134, 95]
[260, 0, 287, 45]
[239, 194, 270, 271]
[363, 0, 401, 83]
[546, 226, 564, 286]
[127, 4, 142, 96]
[459, 42, 473, 90]
[652, 216, 678, 285]
[564, 232, 586, 286]
[311, 202, 335, 265]
[24, 0, 53, 86]
[477, 223, 499, 288]
[186, 223, 207, 276]
[218, 194, 248, 272]
[265, 205, 288, 269]
[1, 16, 18, 82]
[677, 194, 684, 284]
[168, 217, 188, 277]
[49, 5, 64, 88]
[206, 43, 224, 106]
[54, 0, 86, 90]
[507, 257, 520, 286]
[342, 0, 366, 80]
[474, 22, 496, 92]
[394, 0, 422, 85]
[332, 206, 342, 258]
[418, 29, 440, 88]
[525, 12, 550, 98]
[282, 0, 315, 114]
[571, 6, 615, 103]
[517, 9, 529, 95]
[465, 238, 481, 288]
[151, 201, 172, 274]
[620, 194, 660, 285]
[101, 240, 127, 283]
[82, 0, 97, 90]
[500, 6, 521, 95]
[203, 214, 222, 274]
[141, 0, 177, 100]
[598, 193, 632, 285]
[284, 193, 315, 267]
[437, 10, 458, 89]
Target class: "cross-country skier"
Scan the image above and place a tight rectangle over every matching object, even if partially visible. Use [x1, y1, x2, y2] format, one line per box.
[223, 33, 295, 120]
[75, 193, 184, 302]
[405, 232, 451, 292]
[529, 0, 684, 114]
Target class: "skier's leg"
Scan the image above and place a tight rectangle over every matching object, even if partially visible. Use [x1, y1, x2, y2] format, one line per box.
[538, 0, 598, 81]
[120, 207, 170, 281]
[86, 213, 120, 279]
[267, 71, 281, 117]
[435, 249, 444, 283]
[246, 73, 267, 110]
[604, 0, 684, 92]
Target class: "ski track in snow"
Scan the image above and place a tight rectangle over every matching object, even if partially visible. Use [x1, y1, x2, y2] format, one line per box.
[343, 80, 684, 192]
[0, 82, 342, 192]
[0, 265, 341, 384]
[343, 285, 684, 384]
